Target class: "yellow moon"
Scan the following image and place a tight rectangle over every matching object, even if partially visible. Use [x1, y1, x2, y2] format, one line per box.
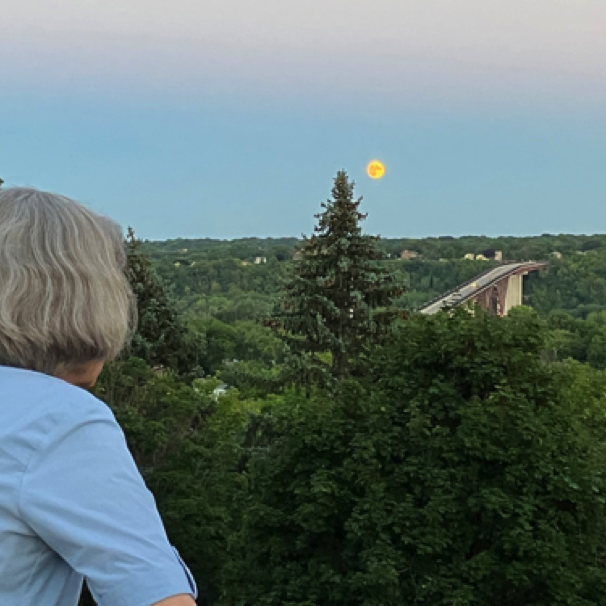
[367, 160, 385, 179]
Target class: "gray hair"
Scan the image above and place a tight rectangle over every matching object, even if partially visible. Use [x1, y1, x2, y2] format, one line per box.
[0, 187, 136, 375]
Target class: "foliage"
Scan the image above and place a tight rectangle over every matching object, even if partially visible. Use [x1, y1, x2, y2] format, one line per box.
[125, 227, 205, 377]
[187, 317, 284, 378]
[223, 310, 606, 606]
[266, 171, 403, 387]
[539, 308, 606, 369]
[525, 253, 606, 317]
[84, 358, 252, 605]
[219, 360, 284, 399]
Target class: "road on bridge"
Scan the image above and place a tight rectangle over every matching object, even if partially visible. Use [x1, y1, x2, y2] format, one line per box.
[418, 262, 537, 315]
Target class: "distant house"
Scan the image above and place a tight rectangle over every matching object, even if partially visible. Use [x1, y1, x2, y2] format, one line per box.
[475, 254, 489, 261]
[400, 250, 419, 260]
[550, 251, 563, 259]
[480, 249, 502, 261]
[241, 261, 252, 266]
[212, 383, 230, 401]
[254, 256, 267, 264]
[463, 253, 475, 260]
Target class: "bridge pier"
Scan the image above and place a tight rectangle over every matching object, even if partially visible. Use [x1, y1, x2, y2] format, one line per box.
[502, 274, 523, 314]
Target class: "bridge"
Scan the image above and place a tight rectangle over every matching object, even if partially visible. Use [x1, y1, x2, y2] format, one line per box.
[418, 261, 548, 316]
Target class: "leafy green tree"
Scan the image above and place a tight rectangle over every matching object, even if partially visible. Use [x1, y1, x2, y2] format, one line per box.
[232, 321, 283, 366]
[87, 360, 250, 606]
[190, 319, 286, 397]
[224, 310, 606, 605]
[267, 170, 403, 387]
[191, 317, 240, 375]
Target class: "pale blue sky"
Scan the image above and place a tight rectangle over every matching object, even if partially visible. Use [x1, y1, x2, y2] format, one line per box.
[1, 0, 606, 240]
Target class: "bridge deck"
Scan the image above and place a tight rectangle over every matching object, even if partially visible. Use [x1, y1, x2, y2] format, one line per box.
[418, 262, 547, 315]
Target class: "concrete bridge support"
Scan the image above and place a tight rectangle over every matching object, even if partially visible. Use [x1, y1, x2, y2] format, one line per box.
[467, 271, 525, 316]
[502, 273, 523, 315]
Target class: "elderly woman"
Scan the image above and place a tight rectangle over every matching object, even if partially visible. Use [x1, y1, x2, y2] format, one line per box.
[0, 188, 197, 606]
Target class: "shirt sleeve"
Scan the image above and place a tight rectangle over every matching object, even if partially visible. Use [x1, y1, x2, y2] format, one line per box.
[18, 397, 198, 606]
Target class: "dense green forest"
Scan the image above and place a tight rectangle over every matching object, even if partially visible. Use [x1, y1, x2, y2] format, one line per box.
[141, 221, 606, 373]
[142, 223, 606, 316]
[78, 172, 606, 605]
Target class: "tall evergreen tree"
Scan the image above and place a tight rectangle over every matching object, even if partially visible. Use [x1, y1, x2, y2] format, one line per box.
[268, 170, 403, 387]
[125, 227, 204, 376]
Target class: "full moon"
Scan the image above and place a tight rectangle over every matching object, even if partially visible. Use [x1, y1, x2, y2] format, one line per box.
[367, 160, 386, 180]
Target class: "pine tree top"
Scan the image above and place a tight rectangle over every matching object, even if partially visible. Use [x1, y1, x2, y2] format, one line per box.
[267, 170, 404, 387]
[314, 170, 366, 240]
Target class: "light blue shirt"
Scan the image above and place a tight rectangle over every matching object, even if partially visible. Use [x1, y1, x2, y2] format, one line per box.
[0, 366, 197, 605]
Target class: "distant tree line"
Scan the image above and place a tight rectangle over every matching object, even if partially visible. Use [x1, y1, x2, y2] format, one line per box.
[144, 230, 606, 266]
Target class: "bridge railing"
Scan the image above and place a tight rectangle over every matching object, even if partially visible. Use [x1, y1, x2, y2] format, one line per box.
[417, 261, 548, 314]
[415, 264, 499, 312]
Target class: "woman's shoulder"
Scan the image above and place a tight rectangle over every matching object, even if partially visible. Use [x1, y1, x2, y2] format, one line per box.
[0, 365, 109, 411]
[0, 366, 116, 466]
